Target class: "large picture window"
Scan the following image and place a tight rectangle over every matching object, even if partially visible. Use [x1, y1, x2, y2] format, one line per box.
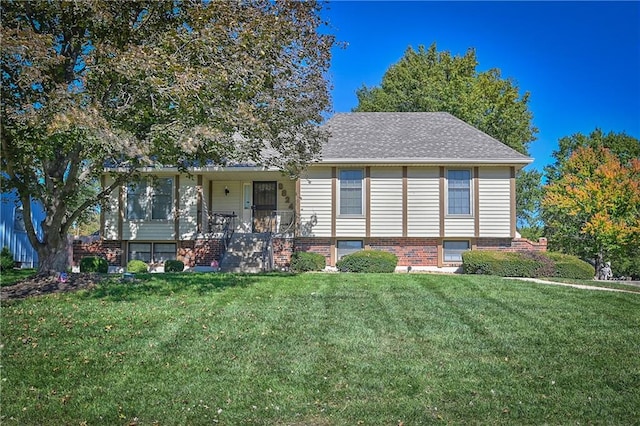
[339, 169, 363, 215]
[447, 169, 471, 215]
[126, 177, 174, 220]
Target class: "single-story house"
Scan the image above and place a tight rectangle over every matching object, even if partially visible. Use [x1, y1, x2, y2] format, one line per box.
[79, 112, 546, 272]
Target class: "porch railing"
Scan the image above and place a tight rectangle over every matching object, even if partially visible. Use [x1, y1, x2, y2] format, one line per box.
[208, 211, 236, 253]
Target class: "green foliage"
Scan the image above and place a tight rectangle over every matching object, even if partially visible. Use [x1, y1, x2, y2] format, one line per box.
[127, 260, 148, 273]
[164, 259, 184, 273]
[336, 250, 398, 273]
[543, 143, 640, 272]
[290, 251, 326, 272]
[0, 247, 15, 271]
[516, 168, 544, 233]
[545, 253, 596, 280]
[79, 256, 108, 273]
[354, 43, 537, 156]
[462, 250, 594, 279]
[1, 1, 334, 273]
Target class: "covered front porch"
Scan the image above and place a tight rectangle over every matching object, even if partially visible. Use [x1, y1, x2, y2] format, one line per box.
[197, 169, 297, 238]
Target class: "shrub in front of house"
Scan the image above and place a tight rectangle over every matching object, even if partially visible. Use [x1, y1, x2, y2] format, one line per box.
[164, 259, 185, 273]
[462, 250, 595, 279]
[545, 252, 595, 280]
[290, 251, 326, 272]
[79, 256, 108, 273]
[462, 251, 540, 277]
[0, 247, 15, 271]
[336, 250, 398, 273]
[127, 260, 149, 273]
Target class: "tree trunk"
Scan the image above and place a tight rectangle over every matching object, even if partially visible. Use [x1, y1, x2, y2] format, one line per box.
[36, 234, 70, 275]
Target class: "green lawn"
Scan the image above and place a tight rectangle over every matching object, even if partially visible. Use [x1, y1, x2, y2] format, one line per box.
[0, 268, 36, 287]
[2, 273, 639, 425]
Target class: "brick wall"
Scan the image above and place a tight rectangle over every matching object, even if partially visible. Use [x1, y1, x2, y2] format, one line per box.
[72, 240, 122, 266]
[367, 238, 439, 266]
[294, 237, 333, 265]
[272, 238, 294, 269]
[178, 239, 225, 267]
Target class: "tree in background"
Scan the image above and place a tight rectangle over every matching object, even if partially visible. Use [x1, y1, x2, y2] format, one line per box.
[542, 146, 640, 278]
[354, 43, 542, 232]
[1, 1, 334, 274]
[516, 168, 544, 240]
[354, 43, 537, 155]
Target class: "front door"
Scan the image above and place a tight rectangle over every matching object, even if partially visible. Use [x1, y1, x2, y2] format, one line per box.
[252, 181, 277, 232]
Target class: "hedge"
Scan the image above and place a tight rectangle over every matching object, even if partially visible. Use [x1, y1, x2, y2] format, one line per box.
[127, 259, 149, 273]
[79, 256, 109, 273]
[462, 250, 595, 279]
[164, 259, 185, 273]
[290, 252, 326, 272]
[336, 250, 398, 273]
[545, 252, 595, 280]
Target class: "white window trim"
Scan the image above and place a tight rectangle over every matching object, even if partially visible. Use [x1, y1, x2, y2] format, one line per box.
[126, 177, 175, 222]
[337, 168, 365, 218]
[445, 168, 474, 218]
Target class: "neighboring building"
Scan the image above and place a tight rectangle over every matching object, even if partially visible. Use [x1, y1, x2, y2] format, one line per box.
[81, 112, 546, 272]
[0, 191, 45, 268]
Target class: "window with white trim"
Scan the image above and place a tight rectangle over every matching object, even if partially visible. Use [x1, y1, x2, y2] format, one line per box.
[447, 169, 472, 215]
[337, 240, 363, 260]
[339, 169, 363, 215]
[443, 240, 470, 263]
[126, 177, 174, 220]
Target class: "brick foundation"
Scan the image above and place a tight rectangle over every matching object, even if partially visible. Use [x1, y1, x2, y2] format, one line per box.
[72, 239, 122, 266]
[74, 236, 548, 270]
[272, 238, 294, 270]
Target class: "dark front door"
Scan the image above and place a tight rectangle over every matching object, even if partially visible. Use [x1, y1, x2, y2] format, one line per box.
[252, 181, 277, 232]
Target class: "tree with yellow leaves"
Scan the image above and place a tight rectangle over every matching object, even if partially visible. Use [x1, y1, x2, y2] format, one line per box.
[543, 145, 640, 278]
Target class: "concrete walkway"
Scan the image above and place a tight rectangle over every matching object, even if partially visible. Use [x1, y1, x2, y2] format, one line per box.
[509, 277, 640, 295]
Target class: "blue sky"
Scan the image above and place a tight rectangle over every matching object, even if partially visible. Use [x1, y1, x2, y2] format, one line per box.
[322, 1, 640, 172]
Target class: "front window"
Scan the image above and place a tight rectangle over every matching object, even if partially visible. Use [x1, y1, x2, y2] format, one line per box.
[443, 240, 470, 263]
[128, 242, 176, 263]
[339, 169, 363, 215]
[14, 206, 26, 232]
[447, 169, 471, 215]
[337, 240, 363, 260]
[126, 177, 174, 220]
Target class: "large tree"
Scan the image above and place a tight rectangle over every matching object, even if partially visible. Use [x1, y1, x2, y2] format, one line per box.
[354, 43, 541, 231]
[354, 43, 537, 155]
[1, 0, 334, 274]
[543, 130, 640, 277]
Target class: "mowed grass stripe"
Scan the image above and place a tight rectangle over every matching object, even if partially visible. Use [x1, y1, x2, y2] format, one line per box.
[2, 273, 638, 425]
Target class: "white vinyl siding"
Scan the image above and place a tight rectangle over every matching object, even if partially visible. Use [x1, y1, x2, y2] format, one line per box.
[478, 167, 512, 237]
[178, 176, 198, 240]
[407, 167, 439, 236]
[103, 177, 120, 240]
[122, 220, 174, 241]
[370, 167, 403, 236]
[299, 167, 332, 237]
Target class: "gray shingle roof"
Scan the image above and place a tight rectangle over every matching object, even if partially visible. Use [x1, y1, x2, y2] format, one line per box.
[320, 112, 532, 165]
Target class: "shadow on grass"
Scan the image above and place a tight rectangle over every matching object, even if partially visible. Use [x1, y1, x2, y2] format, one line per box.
[82, 271, 298, 302]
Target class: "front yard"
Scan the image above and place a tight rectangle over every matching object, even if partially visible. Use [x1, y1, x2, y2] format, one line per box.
[1, 272, 639, 425]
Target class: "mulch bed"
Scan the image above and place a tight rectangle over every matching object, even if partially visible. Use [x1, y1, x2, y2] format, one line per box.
[1, 273, 105, 301]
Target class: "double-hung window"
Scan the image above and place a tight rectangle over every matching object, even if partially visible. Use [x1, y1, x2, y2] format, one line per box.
[339, 169, 363, 216]
[126, 177, 174, 221]
[128, 242, 177, 263]
[443, 240, 470, 263]
[447, 169, 472, 215]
